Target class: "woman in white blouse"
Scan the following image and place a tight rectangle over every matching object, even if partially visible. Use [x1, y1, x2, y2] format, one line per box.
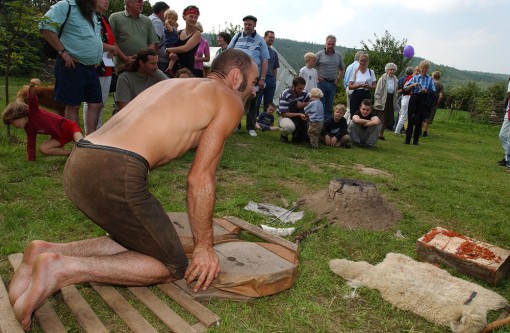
[348, 53, 376, 119]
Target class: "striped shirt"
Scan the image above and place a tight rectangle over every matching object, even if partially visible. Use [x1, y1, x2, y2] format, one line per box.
[405, 74, 436, 94]
[278, 88, 309, 114]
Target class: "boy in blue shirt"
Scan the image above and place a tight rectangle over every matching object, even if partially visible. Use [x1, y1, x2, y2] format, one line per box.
[304, 88, 324, 148]
[256, 102, 279, 131]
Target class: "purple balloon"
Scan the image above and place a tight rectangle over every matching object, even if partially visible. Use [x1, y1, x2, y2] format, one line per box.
[403, 45, 414, 58]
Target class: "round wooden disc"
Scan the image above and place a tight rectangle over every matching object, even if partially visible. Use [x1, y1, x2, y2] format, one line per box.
[168, 212, 240, 255]
[212, 241, 297, 297]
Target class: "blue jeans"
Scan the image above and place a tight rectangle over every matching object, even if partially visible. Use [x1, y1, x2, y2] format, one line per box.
[318, 81, 336, 120]
[256, 76, 277, 113]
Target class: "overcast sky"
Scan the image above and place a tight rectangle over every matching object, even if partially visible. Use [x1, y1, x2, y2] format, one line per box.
[148, 0, 509, 75]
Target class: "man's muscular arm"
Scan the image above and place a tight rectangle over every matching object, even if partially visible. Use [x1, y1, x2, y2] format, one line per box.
[184, 96, 242, 292]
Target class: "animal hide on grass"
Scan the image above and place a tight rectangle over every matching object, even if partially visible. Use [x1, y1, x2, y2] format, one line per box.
[329, 253, 508, 333]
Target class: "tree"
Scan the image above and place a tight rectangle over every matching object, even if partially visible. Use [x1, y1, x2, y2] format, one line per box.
[359, 30, 411, 77]
[30, 0, 58, 13]
[0, 0, 41, 105]
[105, 0, 151, 16]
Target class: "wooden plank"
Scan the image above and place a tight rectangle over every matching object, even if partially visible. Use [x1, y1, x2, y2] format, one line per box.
[60, 285, 108, 333]
[417, 227, 510, 286]
[212, 218, 241, 234]
[192, 322, 208, 333]
[223, 216, 299, 253]
[0, 275, 24, 333]
[157, 283, 221, 328]
[128, 286, 197, 333]
[90, 283, 158, 333]
[8, 253, 67, 333]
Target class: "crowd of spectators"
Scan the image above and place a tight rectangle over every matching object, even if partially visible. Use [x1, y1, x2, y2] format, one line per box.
[4, 0, 449, 160]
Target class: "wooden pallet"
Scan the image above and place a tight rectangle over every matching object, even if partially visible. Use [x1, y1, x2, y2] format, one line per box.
[0, 215, 300, 332]
[1, 253, 220, 333]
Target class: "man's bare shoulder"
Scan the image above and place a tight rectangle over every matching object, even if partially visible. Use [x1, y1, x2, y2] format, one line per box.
[134, 78, 241, 108]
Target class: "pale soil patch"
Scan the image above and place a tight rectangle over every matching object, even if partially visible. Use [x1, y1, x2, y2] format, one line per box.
[300, 179, 402, 230]
[354, 164, 392, 177]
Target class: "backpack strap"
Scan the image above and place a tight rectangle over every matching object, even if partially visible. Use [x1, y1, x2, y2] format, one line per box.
[231, 32, 242, 47]
[58, 0, 71, 38]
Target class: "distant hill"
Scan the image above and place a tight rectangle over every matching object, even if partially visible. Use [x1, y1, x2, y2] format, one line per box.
[273, 38, 507, 90]
[205, 34, 507, 89]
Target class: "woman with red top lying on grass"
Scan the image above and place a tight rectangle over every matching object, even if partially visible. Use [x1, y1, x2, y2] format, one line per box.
[2, 79, 83, 161]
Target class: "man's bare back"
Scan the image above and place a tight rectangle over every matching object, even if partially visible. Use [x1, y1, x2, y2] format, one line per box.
[87, 77, 246, 168]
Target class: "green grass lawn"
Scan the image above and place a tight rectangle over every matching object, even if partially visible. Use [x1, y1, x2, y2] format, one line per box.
[1, 78, 509, 332]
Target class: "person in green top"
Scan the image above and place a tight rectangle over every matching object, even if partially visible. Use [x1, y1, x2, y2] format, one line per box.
[109, 0, 160, 70]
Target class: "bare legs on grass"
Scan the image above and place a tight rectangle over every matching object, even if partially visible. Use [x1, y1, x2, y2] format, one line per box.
[9, 237, 175, 331]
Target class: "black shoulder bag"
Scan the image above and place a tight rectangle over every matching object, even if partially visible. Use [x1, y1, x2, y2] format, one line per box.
[43, 0, 71, 60]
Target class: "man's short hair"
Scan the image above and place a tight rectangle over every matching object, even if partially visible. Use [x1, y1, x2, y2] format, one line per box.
[152, 1, 169, 14]
[243, 15, 257, 22]
[2, 101, 27, 125]
[326, 34, 336, 42]
[361, 99, 372, 109]
[210, 49, 253, 91]
[292, 76, 306, 87]
[405, 66, 414, 75]
[218, 32, 232, 45]
[264, 30, 274, 37]
[304, 52, 317, 62]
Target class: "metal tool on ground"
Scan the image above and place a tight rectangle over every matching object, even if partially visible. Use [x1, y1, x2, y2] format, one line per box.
[268, 199, 305, 225]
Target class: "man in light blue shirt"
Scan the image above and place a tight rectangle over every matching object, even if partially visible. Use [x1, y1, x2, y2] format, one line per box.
[229, 15, 270, 137]
[40, 0, 103, 134]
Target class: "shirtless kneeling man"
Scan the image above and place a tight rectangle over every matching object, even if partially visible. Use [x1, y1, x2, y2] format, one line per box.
[8, 49, 258, 331]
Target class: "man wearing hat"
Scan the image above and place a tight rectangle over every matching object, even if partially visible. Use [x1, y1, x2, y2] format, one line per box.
[228, 15, 270, 137]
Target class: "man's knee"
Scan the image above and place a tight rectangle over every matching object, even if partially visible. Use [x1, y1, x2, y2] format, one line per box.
[279, 118, 295, 135]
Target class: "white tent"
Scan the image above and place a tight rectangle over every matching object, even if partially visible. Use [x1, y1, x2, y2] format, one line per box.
[206, 46, 297, 105]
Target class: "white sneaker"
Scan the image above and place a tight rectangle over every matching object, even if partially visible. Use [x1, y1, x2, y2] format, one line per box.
[248, 130, 257, 137]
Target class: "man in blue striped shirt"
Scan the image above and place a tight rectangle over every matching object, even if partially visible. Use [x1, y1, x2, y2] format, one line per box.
[403, 60, 436, 145]
[229, 15, 270, 137]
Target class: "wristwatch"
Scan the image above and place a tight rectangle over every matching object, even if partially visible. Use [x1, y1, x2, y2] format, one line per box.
[259, 77, 265, 81]
[58, 48, 66, 55]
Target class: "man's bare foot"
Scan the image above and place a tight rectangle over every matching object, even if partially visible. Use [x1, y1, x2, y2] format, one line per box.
[13, 252, 63, 331]
[9, 240, 52, 306]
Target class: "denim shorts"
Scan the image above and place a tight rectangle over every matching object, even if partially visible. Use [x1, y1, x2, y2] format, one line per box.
[54, 59, 102, 106]
[63, 140, 188, 279]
